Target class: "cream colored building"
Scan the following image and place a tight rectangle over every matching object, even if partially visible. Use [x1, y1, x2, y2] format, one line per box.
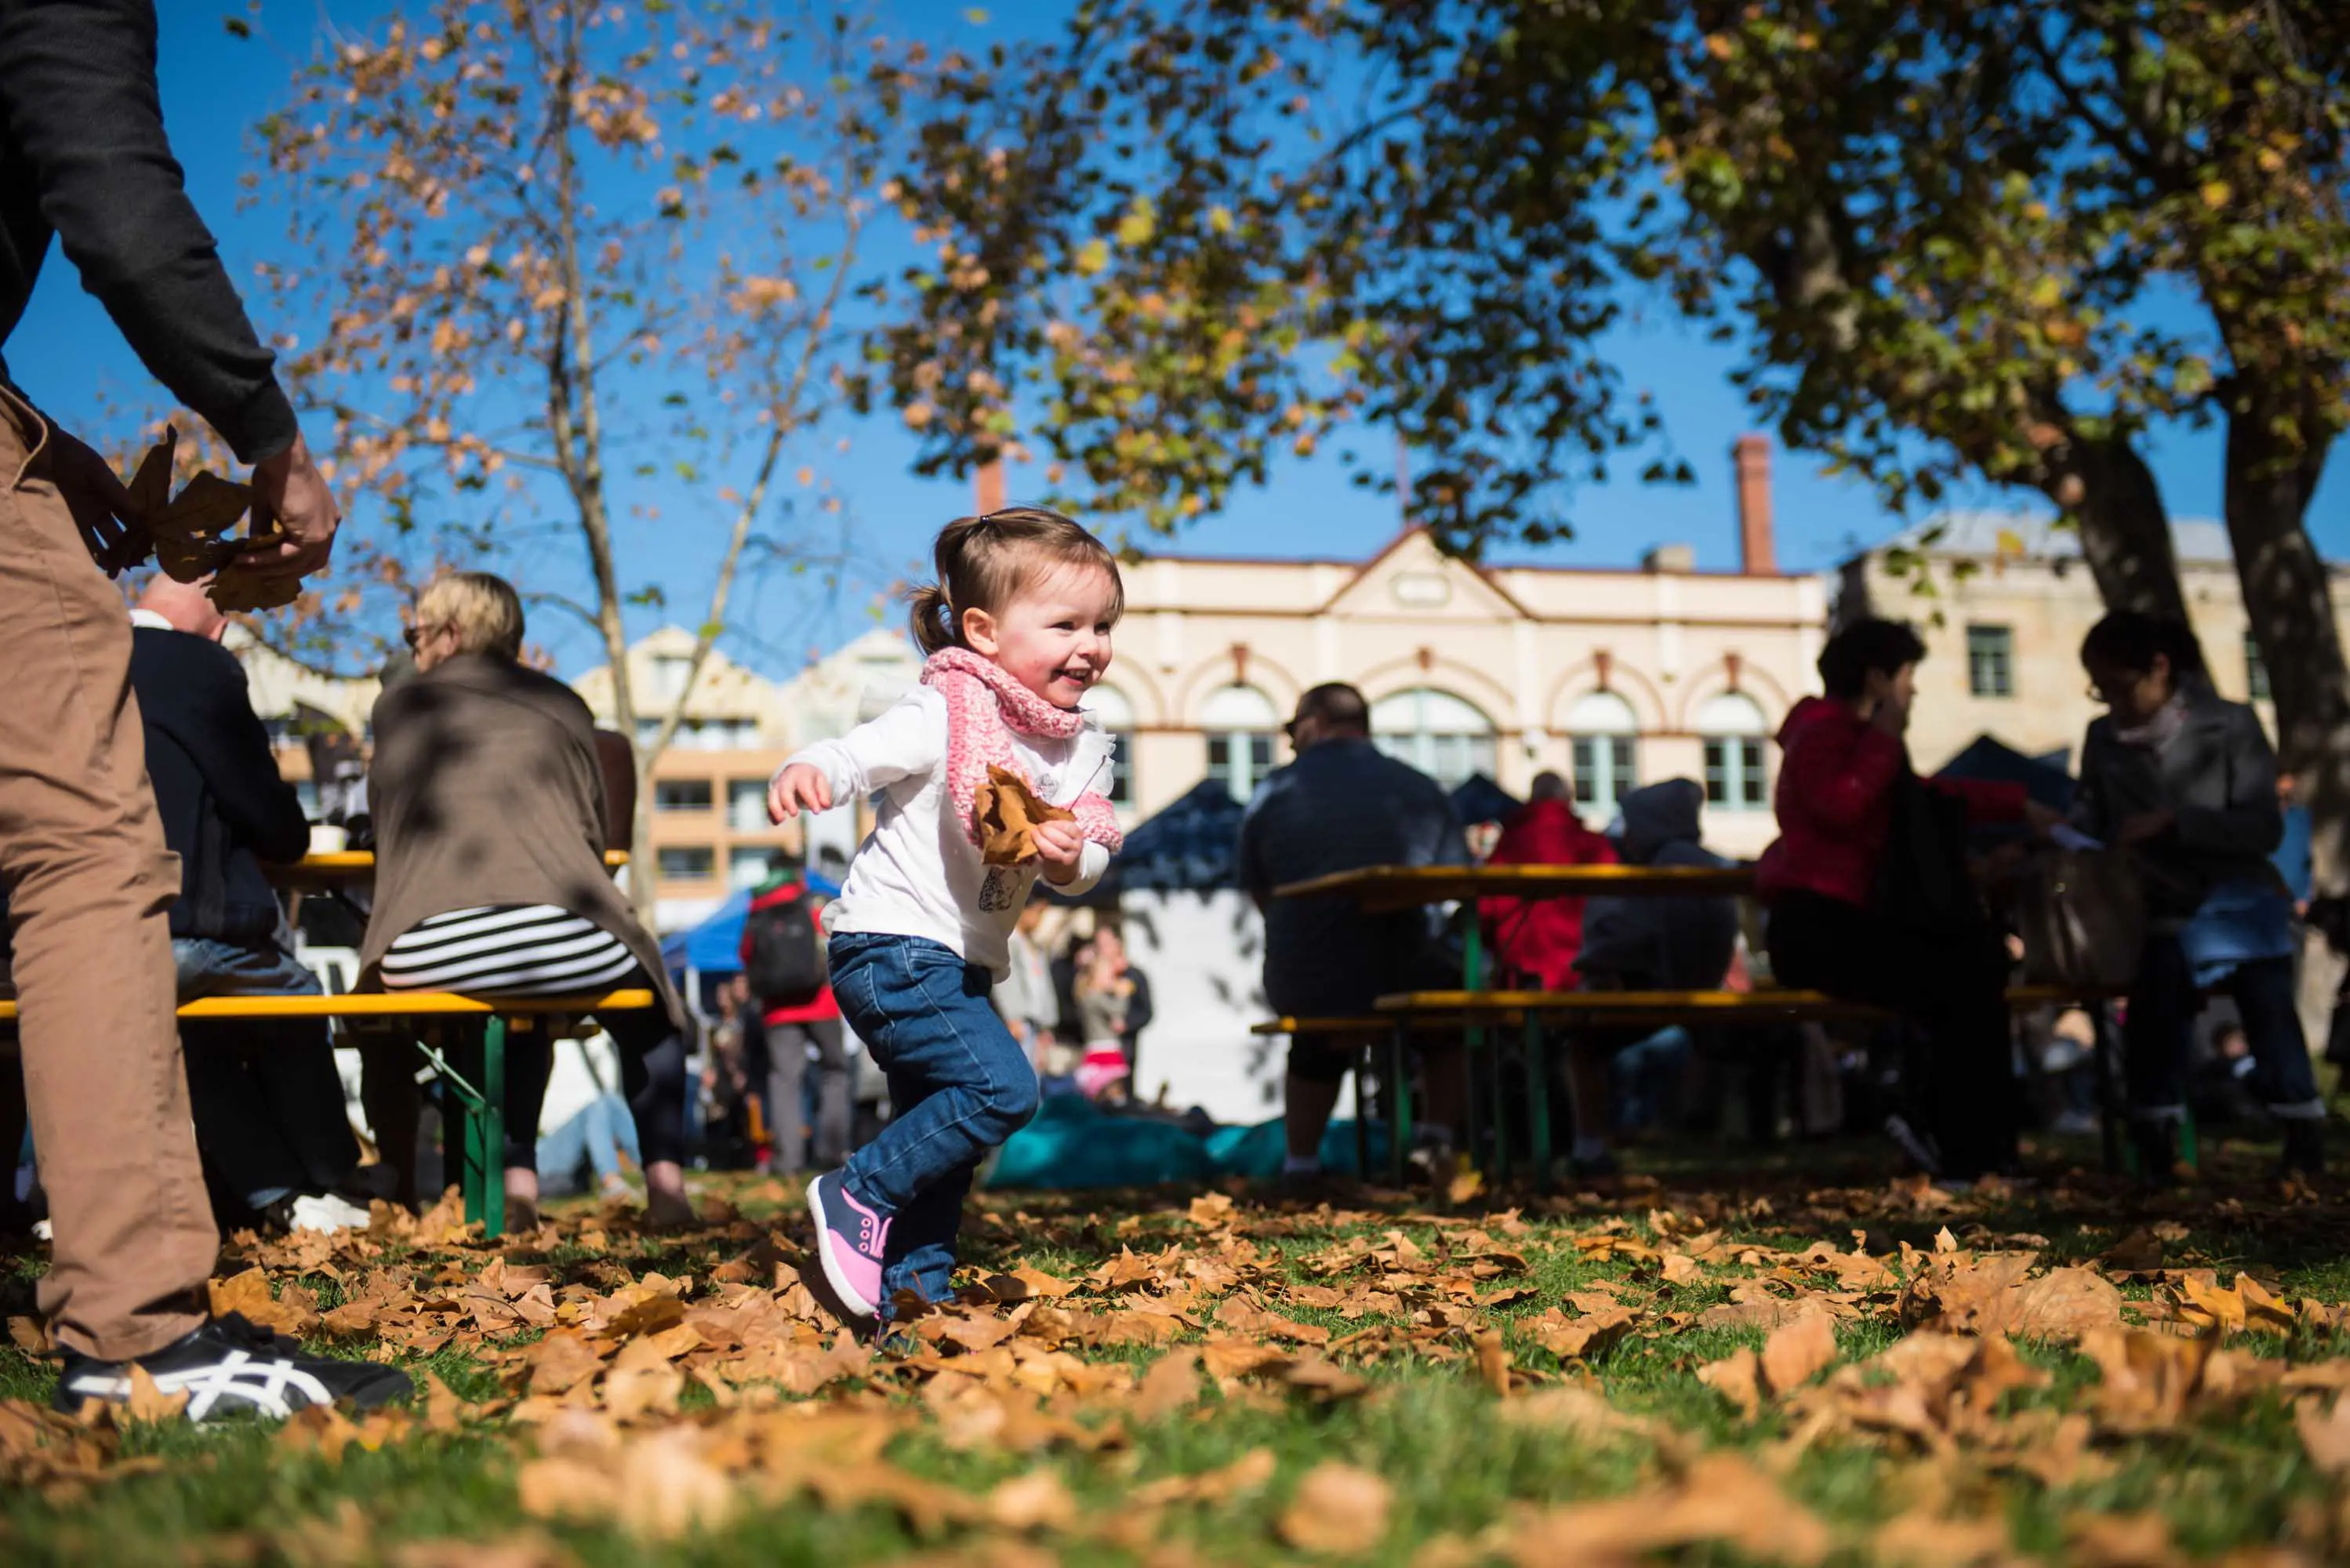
[568, 626, 807, 927]
[1088, 470, 1824, 858]
[1836, 514, 2350, 773]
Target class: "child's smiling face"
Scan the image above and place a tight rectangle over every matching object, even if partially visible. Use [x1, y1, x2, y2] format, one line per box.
[962, 561, 1120, 708]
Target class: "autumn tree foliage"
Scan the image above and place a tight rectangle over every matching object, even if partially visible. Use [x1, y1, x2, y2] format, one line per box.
[245, 0, 910, 917]
[876, 0, 2350, 884]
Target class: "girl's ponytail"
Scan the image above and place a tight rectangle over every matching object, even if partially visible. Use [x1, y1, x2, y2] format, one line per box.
[907, 582, 959, 656]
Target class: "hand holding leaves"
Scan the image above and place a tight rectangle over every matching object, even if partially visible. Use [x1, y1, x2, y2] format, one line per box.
[104, 426, 303, 612]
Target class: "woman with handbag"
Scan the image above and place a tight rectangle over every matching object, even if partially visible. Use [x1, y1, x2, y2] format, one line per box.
[2074, 612, 2324, 1179]
[1760, 619, 2057, 1181]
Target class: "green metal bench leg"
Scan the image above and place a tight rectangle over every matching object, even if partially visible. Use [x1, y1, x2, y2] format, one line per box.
[1524, 1013, 1553, 1188]
[1388, 1020, 1412, 1187]
[453, 1034, 489, 1230]
[1481, 1021, 1508, 1180]
[481, 1017, 507, 1239]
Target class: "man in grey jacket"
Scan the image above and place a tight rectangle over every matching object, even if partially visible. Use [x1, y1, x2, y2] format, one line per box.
[2, 1, 395, 1420]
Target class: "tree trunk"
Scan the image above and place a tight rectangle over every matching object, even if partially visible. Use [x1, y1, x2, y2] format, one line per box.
[2224, 396, 2350, 895]
[2060, 434, 2192, 622]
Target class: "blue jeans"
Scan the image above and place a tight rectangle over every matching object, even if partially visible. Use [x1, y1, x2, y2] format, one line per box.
[1611, 1025, 1693, 1131]
[2125, 935, 2323, 1119]
[830, 933, 1041, 1310]
[173, 930, 358, 1210]
[537, 1093, 641, 1193]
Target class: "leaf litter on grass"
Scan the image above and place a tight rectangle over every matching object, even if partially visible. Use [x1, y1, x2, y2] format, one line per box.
[9, 1168, 2350, 1562]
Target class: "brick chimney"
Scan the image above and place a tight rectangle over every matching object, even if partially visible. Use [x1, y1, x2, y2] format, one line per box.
[974, 458, 1006, 516]
[1733, 434, 1777, 575]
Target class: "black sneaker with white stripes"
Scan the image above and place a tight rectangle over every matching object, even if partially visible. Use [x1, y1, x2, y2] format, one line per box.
[50, 1312, 412, 1422]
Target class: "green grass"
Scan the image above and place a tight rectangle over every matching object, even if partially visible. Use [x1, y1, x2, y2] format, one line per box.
[7, 1147, 2350, 1566]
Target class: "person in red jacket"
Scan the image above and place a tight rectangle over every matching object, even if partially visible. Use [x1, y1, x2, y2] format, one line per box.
[1760, 619, 2056, 1181]
[1481, 771, 1618, 989]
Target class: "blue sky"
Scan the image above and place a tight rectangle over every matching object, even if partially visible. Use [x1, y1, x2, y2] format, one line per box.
[9, 2, 2342, 678]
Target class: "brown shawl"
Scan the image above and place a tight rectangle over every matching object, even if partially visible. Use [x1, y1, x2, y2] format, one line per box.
[361, 653, 683, 1030]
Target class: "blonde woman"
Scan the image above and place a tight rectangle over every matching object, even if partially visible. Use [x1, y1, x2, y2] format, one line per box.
[365, 572, 693, 1226]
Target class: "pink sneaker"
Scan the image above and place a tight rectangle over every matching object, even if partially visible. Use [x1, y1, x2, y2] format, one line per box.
[806, 1171, 888, 1319]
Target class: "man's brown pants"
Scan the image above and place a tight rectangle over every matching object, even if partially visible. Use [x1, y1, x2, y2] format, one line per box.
[0, 391, 214, 1359]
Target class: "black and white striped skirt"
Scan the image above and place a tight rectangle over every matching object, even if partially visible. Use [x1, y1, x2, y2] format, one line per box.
[380, 905, 640, 996]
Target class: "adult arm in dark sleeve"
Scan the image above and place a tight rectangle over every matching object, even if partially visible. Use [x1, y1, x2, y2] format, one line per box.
[0, 0, 297, 461]
[1427, 787, 1473, 869]
[2070, 725, 2116, 843]
[162, 642, 307, 862]
[1237, 785, 1274, 913]
[2174, 707, 2284, 858]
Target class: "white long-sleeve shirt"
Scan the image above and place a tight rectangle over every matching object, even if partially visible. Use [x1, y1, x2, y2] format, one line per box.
[781, 684, 1113, 978]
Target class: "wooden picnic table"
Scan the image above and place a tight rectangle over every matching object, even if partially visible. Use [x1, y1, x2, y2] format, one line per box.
[1267, 860, 1757, 1183]
[1271, 861, 1754, 913]
[274, 848, 630, 890]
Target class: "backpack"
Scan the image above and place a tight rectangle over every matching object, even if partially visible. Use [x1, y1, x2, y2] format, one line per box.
[743, 885, 826, 1004]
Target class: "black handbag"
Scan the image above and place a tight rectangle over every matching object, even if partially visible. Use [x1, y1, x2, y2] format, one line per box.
[1871, 765, 1982, 938]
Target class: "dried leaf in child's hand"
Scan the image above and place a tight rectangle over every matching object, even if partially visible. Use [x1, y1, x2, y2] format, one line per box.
[975, 764, 1073, 866]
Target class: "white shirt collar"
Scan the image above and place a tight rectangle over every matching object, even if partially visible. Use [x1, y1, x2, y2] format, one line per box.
[128, 608, 173, 632]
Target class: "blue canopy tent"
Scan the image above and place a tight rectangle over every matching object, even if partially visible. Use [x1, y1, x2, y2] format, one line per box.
[1936, 734, 2076, 814]
[659, 872, 841, 978]
[1034, 777, 1248, 907]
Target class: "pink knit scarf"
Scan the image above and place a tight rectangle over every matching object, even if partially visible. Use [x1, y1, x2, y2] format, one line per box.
[923, 647, 1124, 853]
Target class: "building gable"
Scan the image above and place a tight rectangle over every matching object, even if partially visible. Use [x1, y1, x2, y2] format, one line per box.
[1316, 530, 1529, 622]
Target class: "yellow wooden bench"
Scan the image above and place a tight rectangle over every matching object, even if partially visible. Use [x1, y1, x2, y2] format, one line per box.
[0, 989, 658, 1239]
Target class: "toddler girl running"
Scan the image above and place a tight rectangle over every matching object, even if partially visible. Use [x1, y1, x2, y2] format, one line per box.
[767, 507, 1124, 1323]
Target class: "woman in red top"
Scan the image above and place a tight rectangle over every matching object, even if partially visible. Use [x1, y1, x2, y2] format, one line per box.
[1482, 771, 1618, 989]
[1760, 619, 2055, 1181]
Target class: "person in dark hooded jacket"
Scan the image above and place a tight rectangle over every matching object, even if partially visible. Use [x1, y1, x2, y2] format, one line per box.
[1564, 780, 1738, 1171]
[1578, 779, 1738, 991]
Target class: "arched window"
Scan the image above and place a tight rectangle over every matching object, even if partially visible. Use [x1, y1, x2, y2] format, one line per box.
[1199, 683, 1278, 800]
[1564, 690, 1639, 820]
[1696, 691, 1770, 811]
[1082, 684, 1135, 806]
[1371, 688, 1497, 793]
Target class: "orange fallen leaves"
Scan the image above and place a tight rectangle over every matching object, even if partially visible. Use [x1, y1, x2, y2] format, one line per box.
[2296, 1396, 2350, 1476]
[1277, 1461, 1393, 1555]
[2170, 1269, 2299, 1337]
[1898, 1242, 2123, 1343]
[1503, 1452, 1836, 1566]
[1699, 1308, 1839, 1417]
[17, 1166, 2350, 1566]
